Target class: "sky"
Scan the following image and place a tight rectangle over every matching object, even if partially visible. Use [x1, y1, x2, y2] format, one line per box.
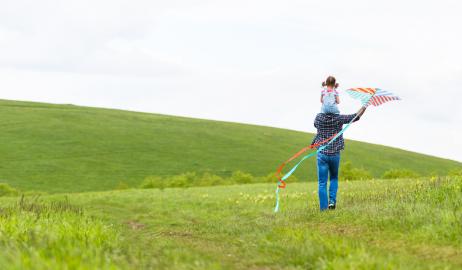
[1, 0, 461, 162]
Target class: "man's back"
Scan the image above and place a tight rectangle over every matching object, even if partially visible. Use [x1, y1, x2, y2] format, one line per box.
[312, 113, 359, 155]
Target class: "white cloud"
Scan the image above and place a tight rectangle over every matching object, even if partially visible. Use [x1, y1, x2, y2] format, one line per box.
[0, 0, 461, 162]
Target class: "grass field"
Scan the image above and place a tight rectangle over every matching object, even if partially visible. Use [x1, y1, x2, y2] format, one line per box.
[0, 99, 460, 269]
[0, 99, 460, 193]
[1, 176, 461, 269]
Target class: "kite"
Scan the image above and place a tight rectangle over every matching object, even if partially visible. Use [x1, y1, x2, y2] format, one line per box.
[346, 88, 401, 107]
[274, 87, 401, 212]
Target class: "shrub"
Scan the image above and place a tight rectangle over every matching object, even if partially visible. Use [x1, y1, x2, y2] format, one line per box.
[140, 176, 164, 189]
[230, 171, 253, 184]
[199, 172, 225, 186]
[140, 171, 290, 189]
[382, 169, 419, 179]
[448, 169, 462, 177]
[166, 172, 198, 188]
[139, 171, 312, 189]
[259, 173, 300, 184]
[259, 173, 279, 183]
[141, 173, 227, 189]
[341, 162, 373, 180]
[0, 183, 19, 197]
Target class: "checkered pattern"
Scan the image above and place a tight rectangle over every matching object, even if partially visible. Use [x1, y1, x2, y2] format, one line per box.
[312, 113, 360, 155]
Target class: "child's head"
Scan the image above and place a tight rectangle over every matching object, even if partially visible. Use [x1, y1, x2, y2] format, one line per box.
[322, 76, 339, 89]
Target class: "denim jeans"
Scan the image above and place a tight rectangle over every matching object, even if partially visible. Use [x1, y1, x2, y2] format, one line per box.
[317, 152, 340, 210]
[321, 103, 340, 114]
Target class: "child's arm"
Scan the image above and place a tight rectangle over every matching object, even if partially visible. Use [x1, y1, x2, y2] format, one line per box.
[335, 95, 340, 104]
[321, 95, 324, 103]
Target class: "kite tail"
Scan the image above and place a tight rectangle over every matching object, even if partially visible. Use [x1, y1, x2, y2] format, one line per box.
[274, 187, 281, 213]
[273, 150, 321, 212]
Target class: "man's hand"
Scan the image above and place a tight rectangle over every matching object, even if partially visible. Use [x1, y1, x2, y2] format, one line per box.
[356, 106, 367, 118]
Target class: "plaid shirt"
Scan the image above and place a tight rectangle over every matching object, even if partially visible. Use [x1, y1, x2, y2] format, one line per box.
[311, 113, 360, 155]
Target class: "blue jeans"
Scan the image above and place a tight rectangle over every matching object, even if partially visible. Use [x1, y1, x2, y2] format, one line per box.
[317, 153, 340, 210]
[321, 103, 340, 114]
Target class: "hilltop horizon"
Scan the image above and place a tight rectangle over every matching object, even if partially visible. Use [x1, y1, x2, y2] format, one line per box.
[2, 98, 460, 163]
[0, 99, 460, 193]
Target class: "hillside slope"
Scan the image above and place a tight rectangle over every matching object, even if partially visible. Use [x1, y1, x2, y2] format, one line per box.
[0, 99, 460, 192]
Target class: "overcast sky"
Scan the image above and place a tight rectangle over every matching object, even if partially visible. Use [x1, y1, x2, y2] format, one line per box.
[1, 0, 461, 162]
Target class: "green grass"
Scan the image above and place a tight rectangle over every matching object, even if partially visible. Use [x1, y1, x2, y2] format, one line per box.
[0, 197, 127, 269]
[1, 99, 460, 269]
[0, 99, 460, 193]
[1, 176, 460, 269]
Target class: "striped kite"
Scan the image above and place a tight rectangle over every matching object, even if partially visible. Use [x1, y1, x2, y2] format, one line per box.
[346, 88, 401, 106]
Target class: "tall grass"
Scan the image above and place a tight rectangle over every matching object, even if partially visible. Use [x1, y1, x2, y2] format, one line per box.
[0, 196, 127, 269]
[1, 177, 460, 269]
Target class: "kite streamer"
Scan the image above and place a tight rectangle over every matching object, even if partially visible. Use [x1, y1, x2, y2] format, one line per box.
[274, 87, 400, 212]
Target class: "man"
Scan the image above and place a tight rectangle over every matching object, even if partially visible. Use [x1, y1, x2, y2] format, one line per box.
[312, 106, 367, 210]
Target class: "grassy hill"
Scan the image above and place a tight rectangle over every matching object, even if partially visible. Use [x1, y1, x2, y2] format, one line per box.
[0, 177, 461, 269]
[0, 99, 460, 193]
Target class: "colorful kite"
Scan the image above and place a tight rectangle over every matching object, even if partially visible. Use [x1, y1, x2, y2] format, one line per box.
[274, 87, 401, 212]
[346, 88, 401, 106]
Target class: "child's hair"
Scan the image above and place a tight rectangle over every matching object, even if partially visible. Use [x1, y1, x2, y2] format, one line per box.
[322, 76, 339, 89]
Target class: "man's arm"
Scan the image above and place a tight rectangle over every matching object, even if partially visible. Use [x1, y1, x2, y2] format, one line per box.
[338, 106, 367, 124]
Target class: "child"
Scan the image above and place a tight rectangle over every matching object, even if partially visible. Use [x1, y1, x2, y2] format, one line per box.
[321, 76, 340, 114]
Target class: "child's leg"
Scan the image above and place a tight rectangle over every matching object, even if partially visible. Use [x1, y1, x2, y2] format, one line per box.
[322, 104, 340, 114]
